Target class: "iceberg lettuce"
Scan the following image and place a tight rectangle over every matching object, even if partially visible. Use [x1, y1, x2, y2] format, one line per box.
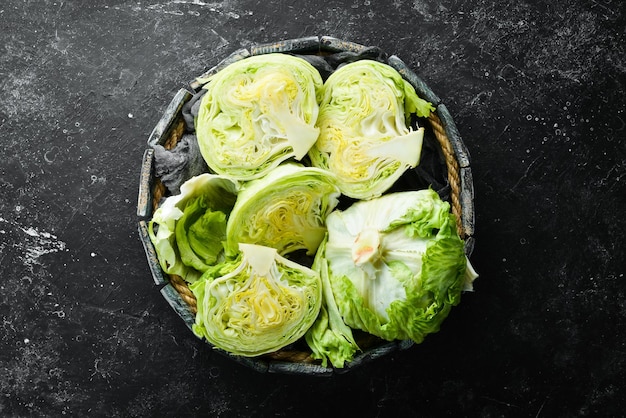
[195, 53, 323, 181]
[190, 243, 322, 357]
[308, 189, 477, 365]
[309, 59, 435, 200]
[225, 163, 340, 257]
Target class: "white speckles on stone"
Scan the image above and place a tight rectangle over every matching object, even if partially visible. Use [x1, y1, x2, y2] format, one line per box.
[44, 146, 60, 164]
[52, 310, 66, 319]
[0, 218, 68, 269]
[90, 175, 107, 185]
[0, 71, 61, 121]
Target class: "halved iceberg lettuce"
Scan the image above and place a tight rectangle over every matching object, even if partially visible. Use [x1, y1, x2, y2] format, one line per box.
[195, 53, 323, 181]
[190, 243, 322, 357]
[225, 163, 340, 257]
[309, 59, 435, 200]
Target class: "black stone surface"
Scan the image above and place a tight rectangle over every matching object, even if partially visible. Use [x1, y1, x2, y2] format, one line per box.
[1, 1, 624, 417]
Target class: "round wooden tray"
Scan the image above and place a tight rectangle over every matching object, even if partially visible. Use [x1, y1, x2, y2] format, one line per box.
[137, 36, 475, 376]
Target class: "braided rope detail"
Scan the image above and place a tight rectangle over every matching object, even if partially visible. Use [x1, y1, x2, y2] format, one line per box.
[164, 119, 185, 150]
[169, 274, 198, 314]
[152, 180, 166, 213]
[428, 112, 465, 238]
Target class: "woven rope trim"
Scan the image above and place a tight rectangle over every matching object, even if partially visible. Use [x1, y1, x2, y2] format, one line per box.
[151, 107, 465, 363]
[428, 112, 464, 238]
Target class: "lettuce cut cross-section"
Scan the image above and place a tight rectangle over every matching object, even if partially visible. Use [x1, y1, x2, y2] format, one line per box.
[225, 163, 340, 257]
[190, 243, 322, 357]
[309, 59, 435, 200]
[195, 53, 324, 181]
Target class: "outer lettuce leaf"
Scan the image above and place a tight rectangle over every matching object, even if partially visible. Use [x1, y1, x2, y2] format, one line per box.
[305, 239, 359, 368]
[195, 53, 324, 181]
[225, 163, 340, 257]
[176, 204, 226, 271]
[308, 59, 435, 200]
[148, 173, 239, 283]
[190, 243, 322, 357]
[321, 189, 478, 343]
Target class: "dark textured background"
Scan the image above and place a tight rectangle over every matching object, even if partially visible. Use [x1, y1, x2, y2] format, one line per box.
[1, 1, 624, 417]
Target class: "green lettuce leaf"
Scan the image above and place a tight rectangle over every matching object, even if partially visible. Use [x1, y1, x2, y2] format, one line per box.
[148, 173, 239, 283]
[176, 202, 227, 271]
[305, 238, 359, 368]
